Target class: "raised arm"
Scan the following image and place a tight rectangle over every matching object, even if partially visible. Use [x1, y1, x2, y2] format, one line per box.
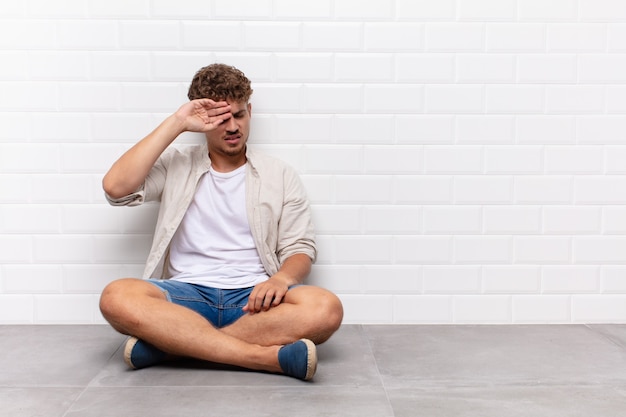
[102, 99, 232, 199]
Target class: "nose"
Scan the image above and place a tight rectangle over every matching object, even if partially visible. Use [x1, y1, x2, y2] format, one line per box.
[224, 115, 238, 133]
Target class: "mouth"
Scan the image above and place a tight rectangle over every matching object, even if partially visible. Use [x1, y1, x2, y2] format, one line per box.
[224, 134, 241, 144]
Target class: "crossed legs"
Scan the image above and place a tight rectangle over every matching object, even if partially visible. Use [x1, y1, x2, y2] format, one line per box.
[99, 278, 343, 375]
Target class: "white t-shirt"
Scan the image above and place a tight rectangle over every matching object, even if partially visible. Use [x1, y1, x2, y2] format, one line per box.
[167, 165, 269, 289]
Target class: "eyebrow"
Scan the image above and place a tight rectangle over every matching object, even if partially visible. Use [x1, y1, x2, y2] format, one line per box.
[232, 109, 248, 117]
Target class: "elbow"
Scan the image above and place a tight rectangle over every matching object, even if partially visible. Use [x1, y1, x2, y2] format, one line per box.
[102, 175, 128, 200]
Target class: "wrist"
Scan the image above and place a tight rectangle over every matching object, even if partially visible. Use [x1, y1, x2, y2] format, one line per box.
[270, 271, 296, 287]
[167, 113, 188, 136]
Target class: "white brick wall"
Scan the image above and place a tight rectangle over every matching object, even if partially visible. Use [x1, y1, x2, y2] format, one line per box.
[2, 0, 626, 324]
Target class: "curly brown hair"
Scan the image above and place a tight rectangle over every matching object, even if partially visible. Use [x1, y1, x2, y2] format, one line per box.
[187, 63, 253, 102]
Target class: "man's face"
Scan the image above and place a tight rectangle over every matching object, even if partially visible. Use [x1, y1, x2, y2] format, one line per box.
[205, 100, 251, 165]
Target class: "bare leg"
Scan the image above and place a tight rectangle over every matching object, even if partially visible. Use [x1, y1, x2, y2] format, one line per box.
[99, 278, 282, 373]
[221, 285, 344, 346]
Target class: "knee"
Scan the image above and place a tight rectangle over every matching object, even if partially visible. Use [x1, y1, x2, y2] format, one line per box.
[99, 279, 124, 320]
[311, 290, 344, 343]
[99, 278, 142, 325]
[323, 292, 344, 332]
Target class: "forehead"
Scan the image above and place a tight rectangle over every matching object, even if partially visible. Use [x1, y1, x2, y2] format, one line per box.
[227, 101, 249, 113]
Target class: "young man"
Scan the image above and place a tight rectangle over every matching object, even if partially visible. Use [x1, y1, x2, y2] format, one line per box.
[99, 64, 343, 381]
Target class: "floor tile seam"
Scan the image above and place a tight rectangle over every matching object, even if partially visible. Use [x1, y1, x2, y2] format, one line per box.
[73, 381, 626, 391]
[75, 383, 387, 390]
[362, 324, 389, 387]
[60, 385, 91, 417]
[362, 324, 399, 416]
[382, 380, 626, 390]
[584, 324, 626, 350]
[0, 384, 87, 389]
[85, 340, 125, 389]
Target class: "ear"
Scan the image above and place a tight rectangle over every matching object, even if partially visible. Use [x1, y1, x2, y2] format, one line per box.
[247, 102, 252, 116]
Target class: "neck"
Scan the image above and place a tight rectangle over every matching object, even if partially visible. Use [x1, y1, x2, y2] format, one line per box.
[208, 149, 247, 173]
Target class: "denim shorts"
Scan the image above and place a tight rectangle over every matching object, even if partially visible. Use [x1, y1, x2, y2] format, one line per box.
[148, 279, 253, 328]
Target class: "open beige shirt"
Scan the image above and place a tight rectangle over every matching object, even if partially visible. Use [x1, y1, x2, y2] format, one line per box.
[105, 143, 317, 280]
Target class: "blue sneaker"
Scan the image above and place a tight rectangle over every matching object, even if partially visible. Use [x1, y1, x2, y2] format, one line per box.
[123, 337, 169, 370]
[277, 339, 317, 381]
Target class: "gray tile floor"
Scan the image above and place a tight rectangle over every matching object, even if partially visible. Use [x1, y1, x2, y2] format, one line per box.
[2, 324, 626, 416]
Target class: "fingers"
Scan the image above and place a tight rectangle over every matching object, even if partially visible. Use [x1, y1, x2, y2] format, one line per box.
[183, 99, 232, 132]
[203, 103, 231, 128]
[205, 111, 231, 130]
[245, 291, 275, 314]
[244, 282, 287, 314]
[194, 98, 231, 115]
[195, 100, 231, 119]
